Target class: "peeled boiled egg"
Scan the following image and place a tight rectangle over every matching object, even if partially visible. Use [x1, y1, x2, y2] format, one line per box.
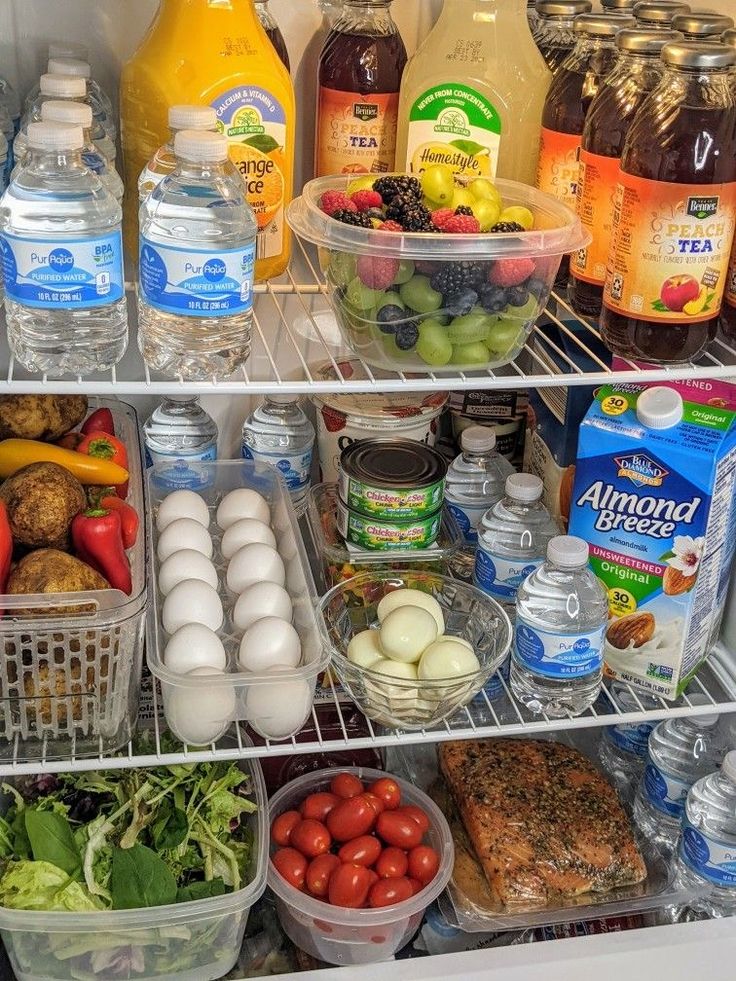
[162, 579, 223, 634]
[347, 629, 384, 669]
[158, 549, 218, 596]
[156, 490, 210, 532]
[157, 518, 213, 563]
[221, 517, 276, 559]
[377, 588, 445, 635]
[226, 543, 285, 594]
[233, 581, 292, 632]
[238, 617, 301, 672]
[418, 637, 480, 680]
[379, 606, 438, 663]
[366, 659, 419, 712]
[164, 623, 227, 673]
[245, 665, 313, 740]
[165, 666, 235, 745]
[217, 488, 270, 530]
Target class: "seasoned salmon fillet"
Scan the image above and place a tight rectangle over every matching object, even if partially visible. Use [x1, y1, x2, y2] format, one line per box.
[439, 739, 647, 907]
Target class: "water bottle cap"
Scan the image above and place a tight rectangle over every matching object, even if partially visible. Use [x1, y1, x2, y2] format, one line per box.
[169, 105, 218, 131]
[722, 751, 736, 783]
[636, 386, 683, 430]
[27, 122, 84, 151]
[48, 57, 91, 80]
[48, 41, 89, 61]
[547, 535, 589, 568]
[505, 472, 543, 503]
[461, 426, 496, 453]
[41, 100, 92, 129]
[174, 130, 229, 163]
[40, 74, 87, 99]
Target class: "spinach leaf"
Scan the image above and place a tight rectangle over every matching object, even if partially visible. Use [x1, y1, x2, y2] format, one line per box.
[24, 811, 81, 877]
[176, 878, 227, 903]
[151, 801, 188, 852]
[111, 844, 177, 910]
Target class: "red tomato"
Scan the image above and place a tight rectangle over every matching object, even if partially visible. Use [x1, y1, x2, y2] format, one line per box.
[271, 810, 301, 847]
[376, 810, 424, 849]
[338, 834, 382, 867]
[328, 863, 374, 908]
[375, 846, 408, 879]
[407, 877, 424, 896]
[290, 819, 331, 859]
[330, 773, 364, 799]
[363, 792, 386, 816]
[272, 847, 307, 890]
[398, 805, 430, 836]
[369, 777, 401, 810]
[327, 795, 377, 842]
[408, 845, 440, 885]
[306, 853, 341, 898]
[300, 792, 340, 822]
[368, 876, 413, 908]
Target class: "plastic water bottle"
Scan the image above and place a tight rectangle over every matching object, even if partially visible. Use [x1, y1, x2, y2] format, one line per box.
[144, 396, 218, 491]
[139, 105, 219, 201]
[0, 122, 127, 374]
[474, 473, 558, 613]
[47, 58, 115, 147]
[674, 750, 736, 917]
[138, 130, 257, 379]
[0, 75, 21, 133]
[598, 682, 660, 793]
[0, 98, 13, 180]
[633, 714, 723, 849]
[38, 101, 123, 204]
[242, 396, 315, 510]
[24, 42, 90, 111]
[510, 536, 608, 717]
[15, 74, 90, 161]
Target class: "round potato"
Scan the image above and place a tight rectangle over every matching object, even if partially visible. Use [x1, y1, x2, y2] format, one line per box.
[6, 549, 109, 617]
[0, 462, 86, 550]
[0, 395, 88, 442]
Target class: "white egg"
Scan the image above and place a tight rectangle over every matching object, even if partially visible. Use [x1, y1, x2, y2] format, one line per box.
[227, 543, 285, 594]
[377, 588, 445, 635]
[379, 606, 438, 663]
[347, 629, 384, 669]
[156, 490, 210, 532]
[221, 518, 276, 559]
[365, 658, 419, 715]
[217, 489, 270, 530]
[157, 518, 213, 563]
[238, 617, 301, 672]
[162, 579, 223, 634]
[164, 623, 227, 674]
[165, 666, 235, 745]
[245, 665, 313, 740]
[371, 658, 418, 682]
[158, 549, 218, 596]
[418, 637, 481, 680]
[233, 582, 293, 632]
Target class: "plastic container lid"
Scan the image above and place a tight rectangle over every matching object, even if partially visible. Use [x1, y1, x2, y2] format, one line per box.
[636, 387, 683, 429]
[174, 130, 229, 162]
[39, 73, 87, 98]
[169, 104, 218, 131]
[462, 426, 497, 453]
[41, 99, 93, 128]
[506, 473, 543, 503]
[48, 41, 89, 60]
[548, 535, 589, 568]
[312, 360, 448, 420]
[27, 121, 83, 151]
[48, 56, 91, 79]
[722, 751, 736, 783]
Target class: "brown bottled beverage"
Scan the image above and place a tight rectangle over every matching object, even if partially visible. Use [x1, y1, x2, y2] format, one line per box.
[633, 1, 690, 30]
[570, 29, 679, 319]
[255, 0, 290, 70]
[534, 0, 593, 75]
[600, 42, 736, 363]
[720, 29, 736, 344]
[315, 0, 407, 177]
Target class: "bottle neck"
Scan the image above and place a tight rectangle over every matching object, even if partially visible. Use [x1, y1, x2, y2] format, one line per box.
[334, 0, 398, 34]
[27, 147, 84, 170]
[163, 396, 200, 412]
[658, 66, 734, 111]
[173, 158, 230, 179]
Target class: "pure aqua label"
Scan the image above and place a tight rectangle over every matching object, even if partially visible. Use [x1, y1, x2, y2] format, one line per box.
[514, 620, 605, 680]
[680, 820, 736, 888]
[643, 759, 692, 818]
[446, 500, 484, 544]
[242, 443, 313, 493]
[0, 231, 124, 308]
[146, 447, 218, 491]
[474, 548, 541, 601]
[139, 238, 255, 318]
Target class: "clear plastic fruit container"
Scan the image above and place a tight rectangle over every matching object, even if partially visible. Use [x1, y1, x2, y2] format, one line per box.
[287, 175, 590, 374]
[267, 766, 454, 965]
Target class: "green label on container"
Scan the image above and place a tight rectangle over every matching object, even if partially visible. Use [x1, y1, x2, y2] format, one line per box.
[339, 472, 445, 520]
[338, 506, 442, 551]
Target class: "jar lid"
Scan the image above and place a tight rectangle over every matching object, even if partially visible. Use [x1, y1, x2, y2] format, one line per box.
[616, 27, 682, 51]
[634, 1, 691, 26]
[574, 12, 637, 35]
[312, 359, 448, 423]
[536, 1, 592, 18]
[661, 39, 736, 69]
[671, 12, 734, 38]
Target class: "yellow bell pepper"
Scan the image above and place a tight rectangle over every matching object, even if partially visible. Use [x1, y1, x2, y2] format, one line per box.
[0, 439, 129, 485]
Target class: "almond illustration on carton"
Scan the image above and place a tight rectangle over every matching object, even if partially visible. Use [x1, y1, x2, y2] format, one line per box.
[663, 566, 696, 596]
[606, 612, 655, 651]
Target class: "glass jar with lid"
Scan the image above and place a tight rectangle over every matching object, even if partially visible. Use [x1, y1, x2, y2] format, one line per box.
[534, 0, 593, 74]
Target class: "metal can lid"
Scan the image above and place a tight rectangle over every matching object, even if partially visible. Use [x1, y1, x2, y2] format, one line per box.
[661, 39, 736, 69]
[574, 12, 637, 35]
[602, 0, 636, 10]
[634, 1, 692, 25]
[536, 1, 592, 19]
[340, 439, 447, 490]
[616, 27, 682, 51]
[671, 12, 734, 37]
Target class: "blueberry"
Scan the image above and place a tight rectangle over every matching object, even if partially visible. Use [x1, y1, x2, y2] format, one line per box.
[479, 285, 508, 313]
[377, 304, 406, 334]
[365, 208, 385, 221]
[507, 286, 530, 307]
[395, 322, 420, 350]
[445, 287, 479, 317]
[526, 277, 548, 300]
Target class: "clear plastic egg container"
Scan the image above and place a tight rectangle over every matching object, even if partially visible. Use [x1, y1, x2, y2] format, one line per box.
[146, 461, 330, 745]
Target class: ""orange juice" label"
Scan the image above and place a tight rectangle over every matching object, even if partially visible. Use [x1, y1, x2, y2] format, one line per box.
[536, 127, 581, 208]
[316, 88, 399, 177]
[603, 173, 736, 323]
[573, 149, 621, 287]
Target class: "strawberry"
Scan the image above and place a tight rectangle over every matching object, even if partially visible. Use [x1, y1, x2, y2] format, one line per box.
[377, 220, 404, 232]
[430, 208, 456, 231]
[320, 190, 356, 217]
[442, 214, 481, 234]
[351, 189, 384, 212]
[488, 258, 536, 288]
[356, 255, 400, 290]
[321, 406, 347, 433]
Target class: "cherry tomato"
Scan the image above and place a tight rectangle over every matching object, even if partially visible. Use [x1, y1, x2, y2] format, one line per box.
[368, 876, 413, 908]
[375, 846, 408, 879]
[338, 834, 382, 867]
[272, 847, 307, 890]
[330, 773, 364, 799]
[306, 853, 341, 898]
[300, 792, 340, 822]
[363, 792, 386, 816]
[328, 863, 374, 908]
[376, 810, 424, 849]
[398, 805, 430, 836]
[271, 810, 301, 847]
[327, 794, 377, 842]
[407, 877, 424, 896]
[290, 818, 331, 859]
[408, 845, 440, 885]
[369, 777, 402, 810]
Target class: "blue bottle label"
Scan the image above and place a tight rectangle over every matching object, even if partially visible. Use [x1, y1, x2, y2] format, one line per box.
[146, 446, 218, 490]
[514, 619, 605, 679]
[139, 238, 255, 318]
[242, 444, 313, 493]
[680, 820, 736, 888]
[474, 547, 541, 601]
[642, 759, 692, 818]
[82, 150, 107, 175]
[607, 721, 655, 758]
[446, 501, 483, 544]
[0, 231, 125, 309]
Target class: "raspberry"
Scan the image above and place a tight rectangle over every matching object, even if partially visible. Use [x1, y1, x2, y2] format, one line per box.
[351, 189, 384, 212]
[321, 406, 346, 433]
[356, 255, 400, 290]
[488, 258, 536, 288]
[320, 190, 356, 216]
[377, 220, 404, 232]
[442, 214, 481, 234]
[430, 208, 455, 230]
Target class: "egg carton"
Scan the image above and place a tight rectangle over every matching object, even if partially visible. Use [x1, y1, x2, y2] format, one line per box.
[146, 460, 330, 744]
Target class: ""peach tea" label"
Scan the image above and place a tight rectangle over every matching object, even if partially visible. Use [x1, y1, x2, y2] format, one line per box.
[603, 173, 736, 323]
[573, 149, 621, 287]
[727, 241, 736, 309]
[316, 87, 399, 176]
[536, 128, 581, 208]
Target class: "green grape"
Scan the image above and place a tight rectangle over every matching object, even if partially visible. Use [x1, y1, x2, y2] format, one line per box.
[399, 275, 443, 314]
[451, 341, 491, 366]
[499, 205, 534, 230]
[501, 295, 540, 322]
[329, 252, 357, 287]
[347, 277, 381, 312]
[468, 179, 502, 206]
[451, 188, 476, 211]
[471, 198, 501, 232]
[376, 292, 406, 314]
[416, 318, 453, 366]
[421, 164, 455, 205]
[347, 175, 378, 196]
[486, 319, 525, 356]
[446, 308, 493, 344]
[393, 259, 416, 285]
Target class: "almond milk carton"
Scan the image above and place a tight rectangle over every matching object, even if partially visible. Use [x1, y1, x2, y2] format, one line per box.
[568, 385, 736, 700]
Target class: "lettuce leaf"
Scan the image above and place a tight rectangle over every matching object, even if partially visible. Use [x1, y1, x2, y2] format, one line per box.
[0, 860, 103, 911]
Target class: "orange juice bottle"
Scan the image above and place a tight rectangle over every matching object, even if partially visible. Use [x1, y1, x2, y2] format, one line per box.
[121, 0, 295, 282]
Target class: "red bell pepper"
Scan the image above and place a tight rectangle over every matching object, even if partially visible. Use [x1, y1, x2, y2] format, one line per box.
[71, 508, 132, 595]
[100, 496, 139, 549]
[81, 407, 115, 437]
[77, 431, 129, 499]
[0, 501, 12, 595]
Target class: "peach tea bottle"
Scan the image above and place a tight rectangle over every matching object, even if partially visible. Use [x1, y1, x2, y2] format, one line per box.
[534, 1, 593, 76]
[720, 28, 736, 344]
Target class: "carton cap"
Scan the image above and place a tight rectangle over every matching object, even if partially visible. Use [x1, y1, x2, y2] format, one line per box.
[636, 386, 683, 429]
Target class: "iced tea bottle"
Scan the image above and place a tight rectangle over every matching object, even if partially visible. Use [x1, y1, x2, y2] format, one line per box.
[534, 1, 593, 75]
[671, 12, 734, 40]
[633, 1, 691, 30]
[255, 0, 290, 70]
[720, 29, 736, 344]
[600, 42, 736, 363]
[570, 29, 679, 318]
[315, 0, 407, 178]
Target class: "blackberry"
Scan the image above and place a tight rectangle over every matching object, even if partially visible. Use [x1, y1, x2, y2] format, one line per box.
[445, 287, 478, 317]
[377, 304, 406, 334]
[454, 206, 475, 217]
[429, 261, 484, 296]
[395, 322, 419, 350]
[373, 175, 422, 204]
[490, 221, 526, 233]
[332, 209, 374, 228]
[385, 196, 433, 231]
[479, 284, 508, 313]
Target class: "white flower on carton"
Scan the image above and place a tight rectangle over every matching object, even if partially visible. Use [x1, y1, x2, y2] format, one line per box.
[668, 535, 704, 576]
